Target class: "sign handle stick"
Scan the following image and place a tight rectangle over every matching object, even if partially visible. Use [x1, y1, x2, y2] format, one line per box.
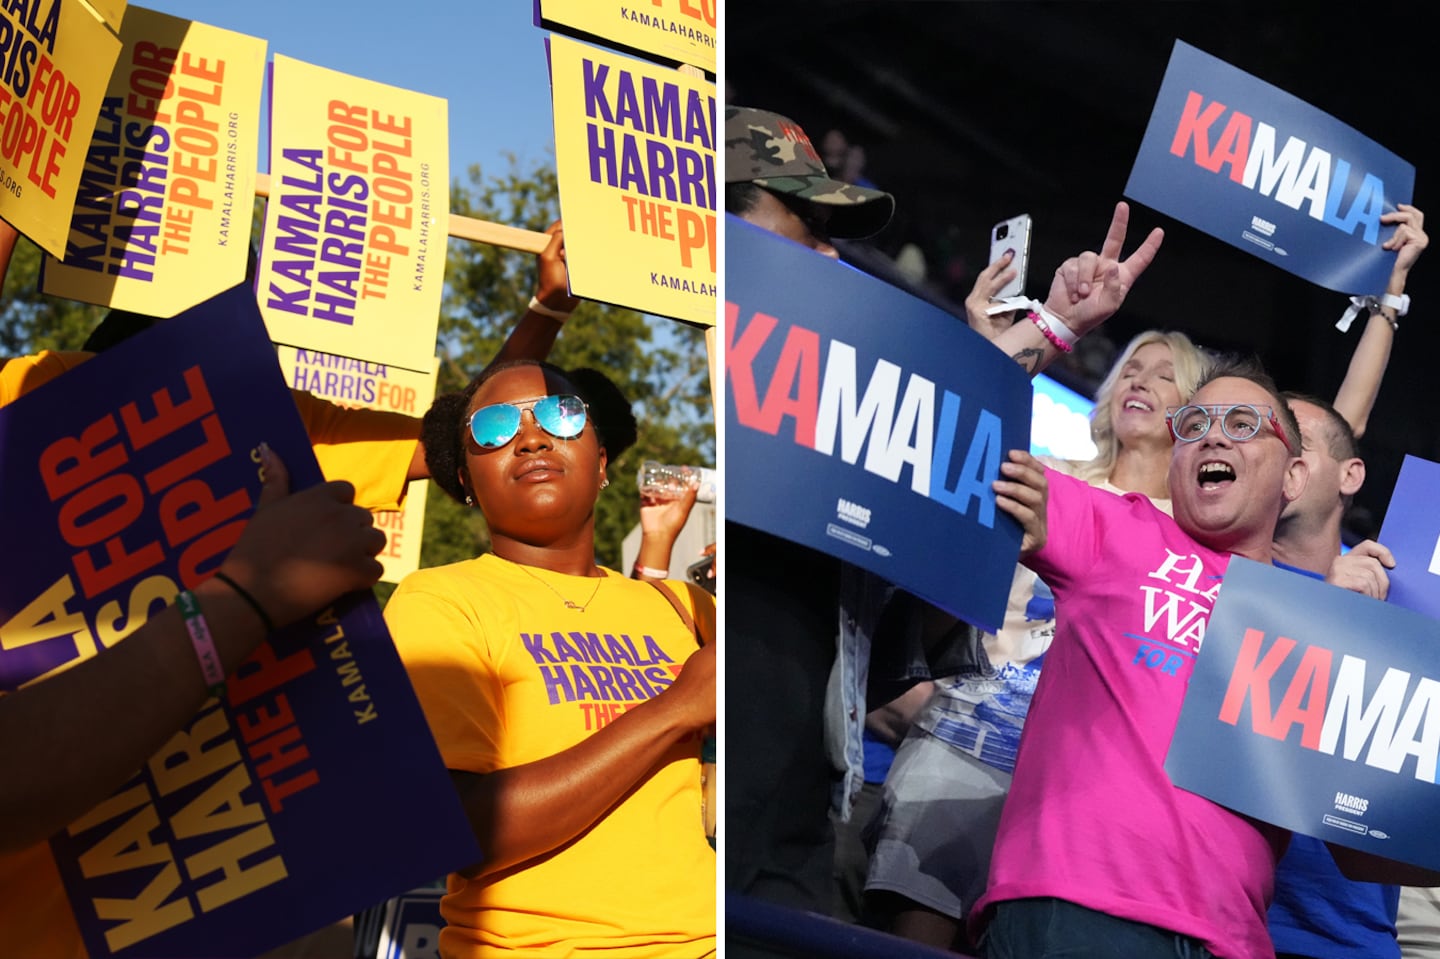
[254, 173, 550, 255]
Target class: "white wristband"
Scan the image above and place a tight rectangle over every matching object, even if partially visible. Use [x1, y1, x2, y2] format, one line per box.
[1036, 304, 1080, 348]
[989, 296, 1080, 347]
[633, 564, 669, 580]
[528, 295, 572, 323]
[1337, 293, 1408, 333]
[1381, 293, 1409, 331]
[986, 295, 1037, 317]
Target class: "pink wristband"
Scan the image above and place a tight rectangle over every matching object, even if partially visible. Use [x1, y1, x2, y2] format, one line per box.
[176, 590, 226, 699]
[1029, 310, 1074, 353]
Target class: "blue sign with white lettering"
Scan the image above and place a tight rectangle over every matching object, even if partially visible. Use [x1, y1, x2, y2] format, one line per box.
[1167, 558, 1440, 870]
[1126, 40, 1414, 294]
[725, 216, 1030, 633]
[1379, 455, 1440, 621]
[378, 887, 445, 959]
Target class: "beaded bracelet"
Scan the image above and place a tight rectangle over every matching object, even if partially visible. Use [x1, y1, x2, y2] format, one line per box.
[1029, 310, 1075, 353]
[527, 295, 573, 323]
[176, 590, 226, 699]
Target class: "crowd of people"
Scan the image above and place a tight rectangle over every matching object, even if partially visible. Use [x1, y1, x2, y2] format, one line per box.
[0, 215, 716, 958]
[725, 102, 1439, 959]
[2, 78, 1437, 959]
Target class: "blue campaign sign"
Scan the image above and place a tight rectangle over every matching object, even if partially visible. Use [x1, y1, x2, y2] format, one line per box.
[1379, 454, 1440, 621]
[1167, 557, 1440, 870]
[726, 215, 1030, 633]
[1126, 40, 1414, 294]
[377, 888, 445, 959]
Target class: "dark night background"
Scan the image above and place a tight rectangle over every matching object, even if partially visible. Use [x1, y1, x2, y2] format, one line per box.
[728, 1, 1439, 540]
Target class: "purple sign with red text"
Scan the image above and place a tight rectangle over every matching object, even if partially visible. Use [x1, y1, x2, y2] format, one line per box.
[0, 286, 477, 957]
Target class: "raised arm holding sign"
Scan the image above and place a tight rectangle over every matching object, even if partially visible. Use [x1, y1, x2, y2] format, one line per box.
[1331, 203, 1427, 437]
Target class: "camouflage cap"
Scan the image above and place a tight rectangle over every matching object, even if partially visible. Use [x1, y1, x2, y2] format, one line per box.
[726, 105, 895, 240]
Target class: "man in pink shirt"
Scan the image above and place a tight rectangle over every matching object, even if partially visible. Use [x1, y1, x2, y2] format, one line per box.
[974, 359, 1440, 959]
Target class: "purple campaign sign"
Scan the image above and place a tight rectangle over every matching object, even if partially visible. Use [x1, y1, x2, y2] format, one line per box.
[1126, 40, 1413, 294]
[725, 215, 1029, 633]
[1168, 558, 1440, 870]
[0, 286, 479, 957]
[1378, 454, 1440, 621]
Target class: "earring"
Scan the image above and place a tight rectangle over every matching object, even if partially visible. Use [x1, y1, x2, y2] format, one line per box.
[464, 494, 474, 506]
[599, 478, 609, 489]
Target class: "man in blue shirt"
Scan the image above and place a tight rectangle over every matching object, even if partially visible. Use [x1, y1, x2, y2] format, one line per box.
[1268, 393, 1400, 959]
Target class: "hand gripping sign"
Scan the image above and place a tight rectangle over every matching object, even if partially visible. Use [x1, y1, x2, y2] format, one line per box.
[1168, 557, 1440, 872]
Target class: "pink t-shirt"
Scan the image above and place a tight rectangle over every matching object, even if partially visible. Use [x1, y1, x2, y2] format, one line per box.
[972, 469, 1287, 959]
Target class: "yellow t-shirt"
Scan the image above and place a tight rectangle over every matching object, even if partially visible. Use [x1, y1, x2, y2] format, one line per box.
[385, 554, 717, 958]
[0, 351, 422, 958]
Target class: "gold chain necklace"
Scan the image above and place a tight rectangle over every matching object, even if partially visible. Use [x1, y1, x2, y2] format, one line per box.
[517, 564, 605, 612]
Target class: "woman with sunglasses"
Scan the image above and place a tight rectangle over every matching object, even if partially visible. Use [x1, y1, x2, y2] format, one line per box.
[383, 359, 716, 958]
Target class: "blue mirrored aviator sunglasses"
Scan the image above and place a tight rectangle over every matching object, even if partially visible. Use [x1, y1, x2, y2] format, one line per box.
[468, 394, 589, 449]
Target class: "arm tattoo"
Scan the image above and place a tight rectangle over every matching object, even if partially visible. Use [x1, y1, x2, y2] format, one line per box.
[1011, 347, 1045, 374]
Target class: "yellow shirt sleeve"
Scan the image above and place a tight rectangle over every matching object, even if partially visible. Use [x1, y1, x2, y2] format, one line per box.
[289, 390, 422, 512]
[0, 352, 93, 407]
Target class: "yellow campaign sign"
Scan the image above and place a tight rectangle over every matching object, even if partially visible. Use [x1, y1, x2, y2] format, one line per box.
[257, 55, 448, 374]
[549, 35, 715, 327]
[0, 0, 124, 258]
[277, 345, 437, 584]
[538, 0, 715, 75]
[86, 0, 124, 31]
[40, 6, 266, 316]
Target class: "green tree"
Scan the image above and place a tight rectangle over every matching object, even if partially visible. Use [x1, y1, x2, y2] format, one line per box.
[422, 156, 714, 572]
[0, 237, 107, 354]
[0, 194, 266, 355]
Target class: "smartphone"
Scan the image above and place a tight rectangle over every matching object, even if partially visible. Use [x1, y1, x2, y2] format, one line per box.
[989, 214, 1033, 300]
[687, 555, 716, 595]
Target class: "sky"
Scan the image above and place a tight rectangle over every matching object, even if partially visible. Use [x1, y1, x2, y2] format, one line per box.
[137, 1, 560, 182]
